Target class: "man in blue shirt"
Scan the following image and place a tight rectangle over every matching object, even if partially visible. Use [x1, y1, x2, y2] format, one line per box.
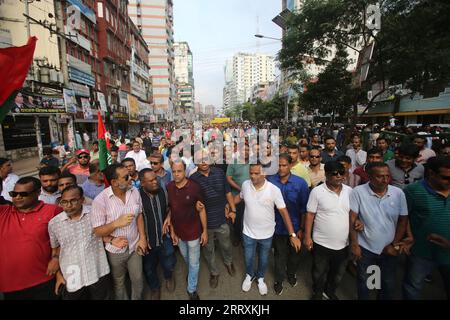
[81, 163, 105, 200]
[267, 153, 309, 295]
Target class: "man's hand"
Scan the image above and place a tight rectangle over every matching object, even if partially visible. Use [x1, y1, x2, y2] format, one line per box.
[163, 217, 171, 234]
[394, 236, 414, 255]
[200, 231, 208, 247]
[47, 257, 60, 276]
[111, 236, 128, 249]
[196, 201, 205, 212]
[383, 244, 399, 256]
[227, 211, 236, 224]
[137, 237, 149, 255]
[351, 243, 362, 261]
[354, 219, 364, 232]
[114, 214, 134, 228]
[289, 236, 301, 252]
[54, 271, 66, 296]
[303, 236, 313, 251]
[428, 233, 450, 249]
[171, 232, 179, 246]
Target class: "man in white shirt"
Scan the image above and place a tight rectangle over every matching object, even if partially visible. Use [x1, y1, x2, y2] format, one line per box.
[304, 161, 352, 300]
[0, 158, 19, 202]
[125, 141, 148, 171]
[234, 163, 301, 296]
[346, 134, 367, 172]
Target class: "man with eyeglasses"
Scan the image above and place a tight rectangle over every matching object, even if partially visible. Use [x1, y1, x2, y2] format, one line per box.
[304, 161, 352, 300]
[61, 149, 91, 185]
[90, 164, 148, 300]
[0, 177, 63, 299]
[350, 162, 409, 300]
[38, 166, 61, 205]
[387, 144, 424, 189]
[307, 147, 326, 188]
[403, 156, 450, 299]
[148, 153, 172, 188]
[49, 185, 111, 300]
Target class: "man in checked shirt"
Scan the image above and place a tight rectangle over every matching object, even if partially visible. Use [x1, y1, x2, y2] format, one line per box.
[91, 163, 148, 300]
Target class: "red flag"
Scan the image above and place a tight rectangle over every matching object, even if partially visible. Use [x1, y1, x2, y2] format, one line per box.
[97, 111, 112, 171]
[0, 37, 38, 106]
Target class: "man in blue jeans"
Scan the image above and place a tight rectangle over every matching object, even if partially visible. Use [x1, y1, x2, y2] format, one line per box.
[234, 163, 301, 296]
[350, 162, 409, 300]
[139, 169, 176, 300]
[403, 156, 450, 299]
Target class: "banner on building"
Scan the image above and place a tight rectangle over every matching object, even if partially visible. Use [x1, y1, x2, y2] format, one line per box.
[80, 97, 93, 120]
[119, 91, 129, 114]
[11, 91, 65, 115]
[128, 95, 139, 123]
[63, 88, 77, 113]
[97, 92, 107, 112]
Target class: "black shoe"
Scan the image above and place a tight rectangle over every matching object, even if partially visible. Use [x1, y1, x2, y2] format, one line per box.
[424, 274, 433, 283]
[287, 275, 298, 287]
[310, 292, 322, 300]
[225, 263, 236, 277]
[274, 282, 283, 296]
[188, 291, 200, 300]
[209, 274, 219, 289]
[323, 291, 339, 300]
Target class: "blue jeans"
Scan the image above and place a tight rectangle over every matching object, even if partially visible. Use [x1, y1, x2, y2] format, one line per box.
[143, 234, 176, 290]
[403, 254, 450, 300]
[178, 238, 201, 294]
[242, 234, 273, 279]
[356, 247, 398, 300]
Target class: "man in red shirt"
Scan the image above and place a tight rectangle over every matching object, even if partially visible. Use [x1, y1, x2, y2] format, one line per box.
[166, 161, 207, 300]
[0, 177, 63, 299]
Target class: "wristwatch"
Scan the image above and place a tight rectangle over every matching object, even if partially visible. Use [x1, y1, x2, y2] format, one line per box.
[289, 233, 297, 238]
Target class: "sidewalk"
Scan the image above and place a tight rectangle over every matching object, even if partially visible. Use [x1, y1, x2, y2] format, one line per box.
[12, 156, 40, 178]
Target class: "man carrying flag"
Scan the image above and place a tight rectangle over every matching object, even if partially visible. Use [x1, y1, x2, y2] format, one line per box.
[0, 37, 38, 123]
[97, 111, 112, 172]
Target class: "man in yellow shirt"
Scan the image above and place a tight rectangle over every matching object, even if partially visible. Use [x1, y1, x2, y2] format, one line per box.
[287, 145, 312, 187]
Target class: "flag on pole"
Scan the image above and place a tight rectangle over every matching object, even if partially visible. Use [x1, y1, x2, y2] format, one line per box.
[97, 111, 112, 171]
[0, 37, 38, 123]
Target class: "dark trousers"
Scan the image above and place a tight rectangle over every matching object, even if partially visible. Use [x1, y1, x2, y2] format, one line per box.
[62, 274, 112, 300]
[4, 278, 58, 300]
[230, 201, 245, 243]
[143, 235, 176, 290]
[311, 242, 348, 295]
[273, 234, 301, 283]
[356, 247, 398, 300]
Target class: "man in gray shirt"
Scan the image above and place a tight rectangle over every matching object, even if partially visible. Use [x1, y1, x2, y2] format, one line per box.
[386, 144, 424, 189]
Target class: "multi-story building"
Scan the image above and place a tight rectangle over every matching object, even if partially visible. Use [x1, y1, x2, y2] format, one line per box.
[174, 41, 194, 122]
[97, 0, 132, 133]
[204, 105, 215, 119]
[251, 81, 274, 103]
[222, 53, 276, 109]
[128, 0, 175, 122]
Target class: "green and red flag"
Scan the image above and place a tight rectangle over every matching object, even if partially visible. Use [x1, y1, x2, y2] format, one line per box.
[0, 37, 38, 123]
[97, 111, 112, 171]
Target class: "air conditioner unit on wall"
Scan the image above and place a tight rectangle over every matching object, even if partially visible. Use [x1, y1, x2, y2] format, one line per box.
[116, 80, 121, 87]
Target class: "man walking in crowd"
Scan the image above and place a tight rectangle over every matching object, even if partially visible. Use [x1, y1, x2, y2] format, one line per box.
[62, 149, 91, 184]
[304, 162, 352, 300]
[353, 148, 384, 185]
[91, 164, 148, 300]
[90, 141, 100, 161]
[121, 158, 141, 189]
[321, 137, 344, 164]
[190, 155, 237, 289]
[166, 161, 208, 300]
[414, 135, 437, 165]
[49, 186, 111, 300]
[0, 177, 62, 299]
[307, 147, 326, 188]
[149, 153, 172, 188]
[288, 145, 312, 188]
[138, 169, 176, 300]
[81, 162, 105, 200]
[299, 145, 310, 167]
[350, 162, 409, 299]
[387, 144, 424, 189]
[40, 147, 60, 168]
[346, 134, 367, 172]
[376, 137, 394, 162]
[267, 154, 309, 295]
[403, 156, 450, 299]
[125, 141, 148, 172]
[0, 158, 19, 202]
[235, 163, 301, 296]
[337, 155, 360, 188]
[38, 166, 61, 205]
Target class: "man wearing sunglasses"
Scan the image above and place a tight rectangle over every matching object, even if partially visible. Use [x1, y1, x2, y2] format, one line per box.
[307, 147, 325, 188]
[403, 156, 450, 299]
[350, 162, 409, 300]
[61, 149, 91, 185]
[304, 161, 352, 300]
[387, 144, 424, 189]
[0, 177, 63, 299]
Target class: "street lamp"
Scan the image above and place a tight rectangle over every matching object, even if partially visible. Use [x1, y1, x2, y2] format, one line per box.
[254, 34, 282, 41]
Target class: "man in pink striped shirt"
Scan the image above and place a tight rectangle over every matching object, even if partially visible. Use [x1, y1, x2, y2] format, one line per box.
[90, 163, 148, 300]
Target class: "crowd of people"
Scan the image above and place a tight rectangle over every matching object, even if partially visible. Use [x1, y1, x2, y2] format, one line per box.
[0, 122, 449, 301]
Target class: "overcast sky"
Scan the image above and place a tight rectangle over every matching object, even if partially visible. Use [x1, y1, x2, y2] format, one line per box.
[173, 0, 282, 112]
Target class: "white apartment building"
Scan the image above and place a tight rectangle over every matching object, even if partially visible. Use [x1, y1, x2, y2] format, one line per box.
[128, 0, 175, 121]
